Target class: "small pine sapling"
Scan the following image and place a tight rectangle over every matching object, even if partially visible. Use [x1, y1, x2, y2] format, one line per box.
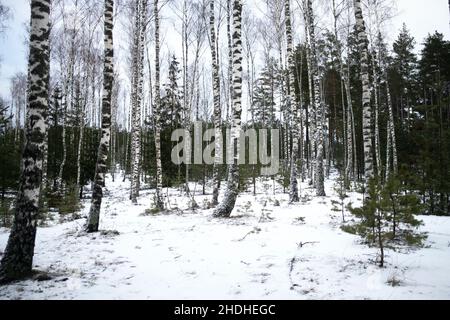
[348, 177, 387, 267]
[332, 172, 349, 223]
[381, 175, 425, 245]
[347, 176, 427, 267]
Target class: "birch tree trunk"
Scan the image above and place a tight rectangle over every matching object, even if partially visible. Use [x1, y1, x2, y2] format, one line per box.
[285, 0, 299, 203]
[57, 94, 67, 192]
[210, 0, 222, 206]
[353, 0, 374, 182]
[130, 0, 142, 204]
[86, 0, 114, 233]
[384, 68, 398, 179]
[304, 21, 315, 184]
[153, 0, 164, 210]
[332, 0, 354, 185]
[372, 48, 382, 177]
[214, 0, 243, 218]
[306, 0, 325, 196]
[0, 0, 51, 283]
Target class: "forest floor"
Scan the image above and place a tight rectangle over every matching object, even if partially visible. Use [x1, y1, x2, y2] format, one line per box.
[1, 171, 450, 299]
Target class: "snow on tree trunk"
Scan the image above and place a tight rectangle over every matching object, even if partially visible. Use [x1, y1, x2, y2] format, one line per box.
[285, 0, 300, 203]
[154, 0, 164, 210]
[227, 0, 233, 123]
[372, 47, 382, 178]
[86, 0, 114, 233]
[57, 94, 67, 192]
[353, 0, 374, 182]
[384, 71, 397, 178]
[213, 0, 243, 218]
[0, 0, 51, 283]
[76, 72, 89, 194]
[306, 0, 325, 196]
[130, 0, 145, 204]
[344, 76, 355, 182]
[210, 0, 222, 206]
[304, 20, 315, 184]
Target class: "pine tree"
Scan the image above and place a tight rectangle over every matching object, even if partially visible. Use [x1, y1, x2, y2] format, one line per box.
[250, 58, 278, 126]
[0, 0, 51, 283]
[214, 0, 243, 218]
[348, 176, 425, 267]
[86, 0, 115, 233]
[392, 23, 418, 131]
[0, 101, 11, 135]
[331, 171, 349, 223]
[161, 55, 183, 130]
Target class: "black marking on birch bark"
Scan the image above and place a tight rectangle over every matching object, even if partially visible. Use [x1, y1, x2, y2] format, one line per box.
[214, 0, 243, 218]
[210, 0, 222, 207]
[285, 0, 300, 203]
[153, 0, 164, 210]
[0, 0, 51, 284]
[353, 0, 374, 182]
[86, 0, 114, 233]
[305, 0, 325, 196]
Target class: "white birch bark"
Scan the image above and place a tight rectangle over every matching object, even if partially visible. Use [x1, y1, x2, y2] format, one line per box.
[86, 0, 115, 232]
[210, 0, 222, 206]
[353, 0, 374, 182]
[285, 0, 300, 202]
[214, 0, 243, 218]
[0, 0, 51, 283]
[305, 0, 325, 196]
[154, 0, 164, 209]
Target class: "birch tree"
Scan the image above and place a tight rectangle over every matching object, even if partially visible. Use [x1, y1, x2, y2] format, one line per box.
[305, 0, 325, 196]
[86, 0, 115, 233]
[209, 0, 222, 206]
[285, 0, 300, 202]
[153, 0, 164, 210]
[353, 0, 374, 182]
[130, 0, 148, 204]
[0, 0, 51, 283]
[214, 0, 243, 218]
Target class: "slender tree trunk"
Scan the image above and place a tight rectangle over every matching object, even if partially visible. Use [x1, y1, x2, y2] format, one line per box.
[305, 0, 325, 196]
[154, 0, 164, 210]
[136, 0, 147, 194]
[0, 0, 51, 283]
[86, 0, 114, 233]
[210, 0, 222, 206]
[304, 22, 315, 184]
[372, 47, 382, 178]
[345, 76, 355, 182]
[76, 73, 88, 196]
[57, 96, 67, 193]
[285, 0, 299, 202]
[213, 0, 243, 218]
[226, 0, 233, 124]
[385, 74, 397, 177]
[130, 0, 143, 203]
[353, 0, 374, 182]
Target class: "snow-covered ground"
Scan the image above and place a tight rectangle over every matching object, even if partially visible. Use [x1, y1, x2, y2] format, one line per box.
[1, 172, 450, 300]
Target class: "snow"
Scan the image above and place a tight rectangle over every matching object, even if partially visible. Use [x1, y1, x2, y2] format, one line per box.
[1, 172, 450, 300]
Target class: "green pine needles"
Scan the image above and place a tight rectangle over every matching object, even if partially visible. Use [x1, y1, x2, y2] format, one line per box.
[345, 175, 427, 267]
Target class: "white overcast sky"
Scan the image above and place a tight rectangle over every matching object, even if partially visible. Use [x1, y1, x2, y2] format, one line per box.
[0, 0, 449, 98]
